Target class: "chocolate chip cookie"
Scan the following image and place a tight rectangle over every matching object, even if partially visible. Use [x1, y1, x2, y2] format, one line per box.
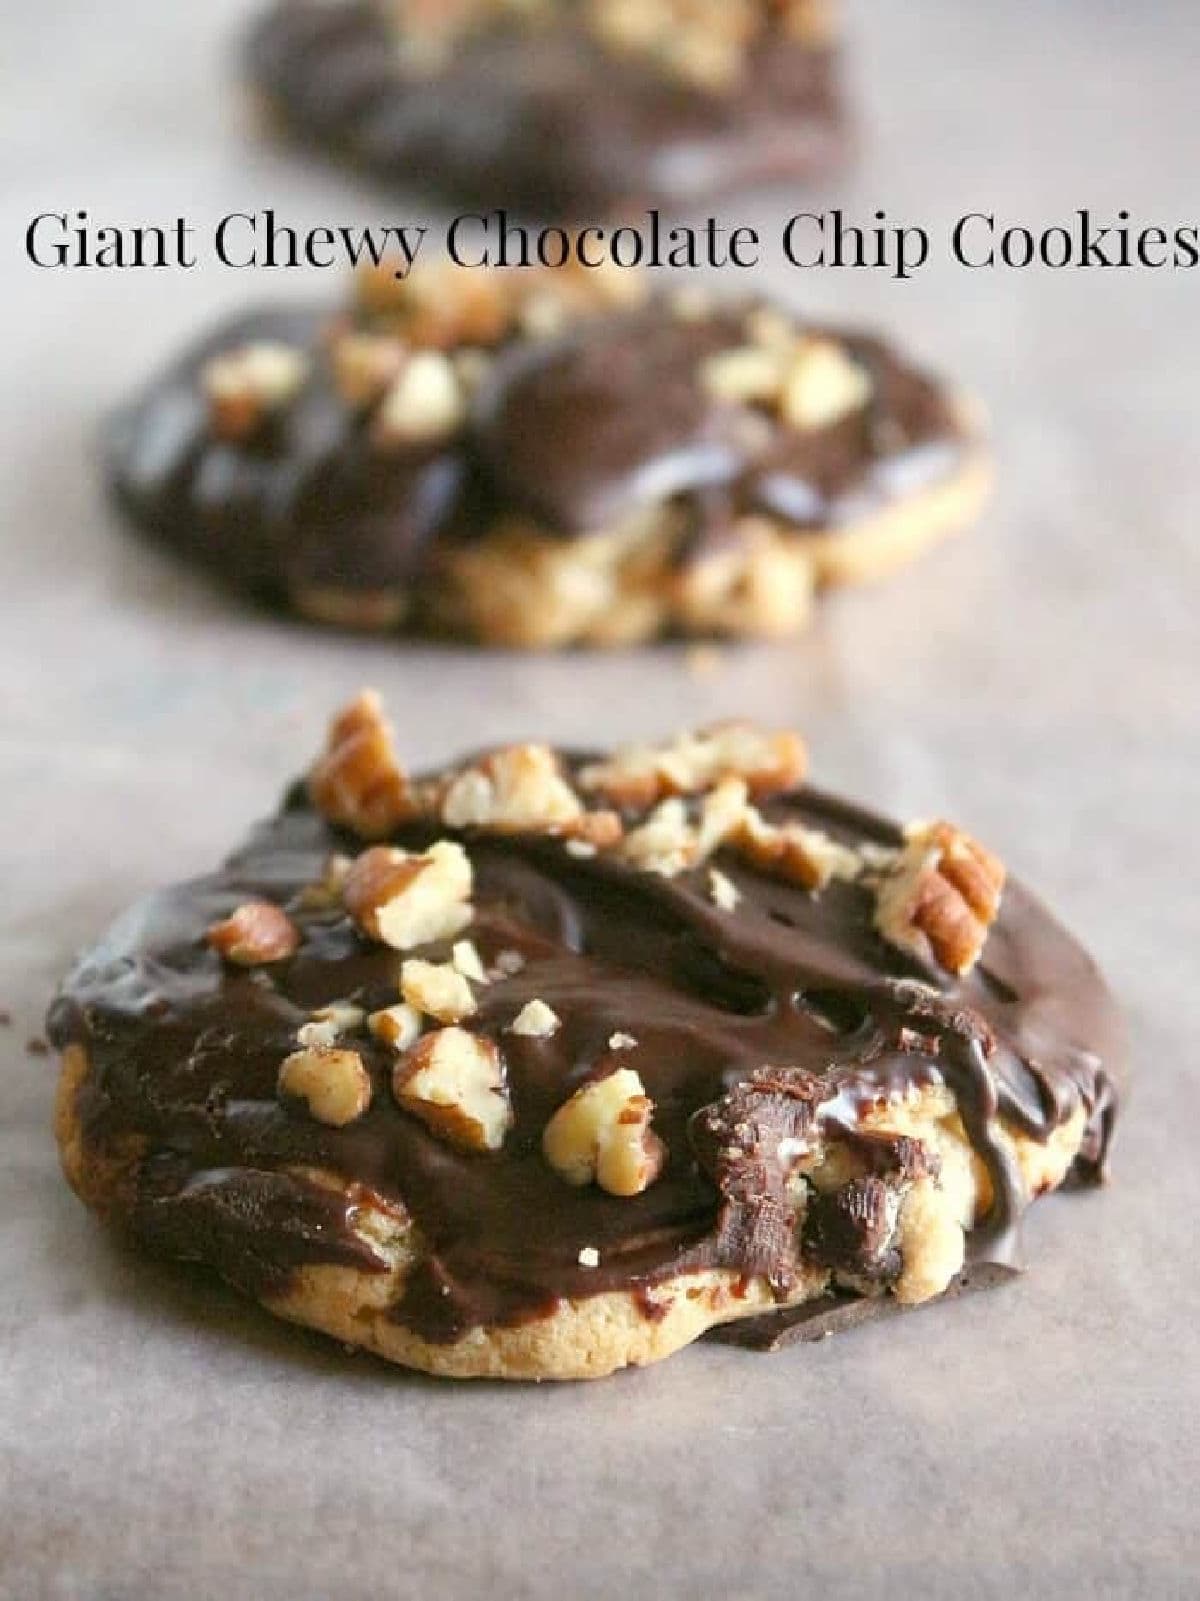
[50, 691, 1123, 1379]
[246, 0, 846, 216]
[107, 266, 990, 646]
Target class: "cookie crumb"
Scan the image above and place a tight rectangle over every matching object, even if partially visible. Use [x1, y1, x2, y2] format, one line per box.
[26, 1036, 49, 1057]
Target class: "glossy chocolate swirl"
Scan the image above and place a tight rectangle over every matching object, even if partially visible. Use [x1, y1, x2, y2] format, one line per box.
[107, 307, 460, 603]
[48, 762, 1122, 1345]
[245, 1, 846, 217]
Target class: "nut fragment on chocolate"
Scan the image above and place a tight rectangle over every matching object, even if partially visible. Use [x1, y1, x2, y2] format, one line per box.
[700, 344, 788, 406]
[48, 692, 1122, 1381]
[509, 999, 561, 1038]
[614, 777, 750, 879]
[205, 901, 299, 965]
[330, 330, 408, 410]
[343, 841, 473, 950]
[586, 0, 761, 90]
[451, 940, 488, 983]
[201, 341, 308, 442]
[780, 337, 872, 430]
[440, 745, 585, 834]
[308, 689, 411, 838]
[542, 1068, 666, 1197]
[368, 1003, 423, 1052]
[874, 820, 1006, 975]
[278, 1045, 372, 1127]
[373, 352, 466, 447]
[401, 959, 478, 1024]
[708, 868, 741, 910]
[392, 1028, 512, 1153]
[580, 724, 807, 808]
[732, 807, 862, 892]
[296, 1002, 365, 1048]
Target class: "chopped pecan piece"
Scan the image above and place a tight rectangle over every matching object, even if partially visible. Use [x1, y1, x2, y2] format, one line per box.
[205, 901, 299, 966]
[296, 1002, 365, 1048]
[708, 868, 741, 910]
[308, 690, 411, 840]
[780, 337, 871, 431]
[355, 258, 515, 348]
[368, 1003, 423, 1052]
[440, 744, 585, 833]
[699, 344, 787, 405]
[619, 776, 749, 878]
[732, 806, 863, 892]
[586, 0, 757, 90]
[579, 723, 806, 809]
[343, 841, 473, 950]
[509, 999, 561, 1038]
[200, 342, 308, 442]
[451, 939, 488, 983]
[392, 1027, 512, 1152]
[278, 1046, 372, 1127]
[329, 329, 407, 409]
[874, 820, 1006, 976]
[619, 798, 695, 877]
[401, 959, 477, 1024]
[372, 351, 466, 448]
[542, 1067, 666, 1197]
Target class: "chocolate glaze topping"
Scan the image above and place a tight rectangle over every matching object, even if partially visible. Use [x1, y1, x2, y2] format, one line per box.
[49, 767, 1123, 1346]
[107, 298, 972, 619]
[476, 309, 967, 538]
[245, 2, 846, 217]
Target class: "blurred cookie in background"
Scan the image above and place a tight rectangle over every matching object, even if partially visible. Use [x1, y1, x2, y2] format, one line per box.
[246, 0, 847, 216]
[105, 264, 989, 648]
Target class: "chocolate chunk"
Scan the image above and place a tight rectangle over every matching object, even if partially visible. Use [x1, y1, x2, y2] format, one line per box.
[802, 1176, 902, 1284]
[689, 1067, 826, 1293]
[708, 1263, 1022, 1352]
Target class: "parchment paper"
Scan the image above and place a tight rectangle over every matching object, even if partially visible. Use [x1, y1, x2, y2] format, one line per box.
[1, 3, 1198, 1597]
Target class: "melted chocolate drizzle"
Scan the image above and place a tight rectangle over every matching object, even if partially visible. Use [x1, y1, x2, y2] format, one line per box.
[49, 771, 1123, 1345]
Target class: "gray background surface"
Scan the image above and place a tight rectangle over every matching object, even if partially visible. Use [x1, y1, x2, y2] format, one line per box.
[1, 2, 1198, 1596]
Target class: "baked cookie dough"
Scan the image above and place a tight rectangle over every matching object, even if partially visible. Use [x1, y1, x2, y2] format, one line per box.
[106, 266, 990, 647]
[245, 0, 846, 216]
[50, 691, 1123, 1380]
